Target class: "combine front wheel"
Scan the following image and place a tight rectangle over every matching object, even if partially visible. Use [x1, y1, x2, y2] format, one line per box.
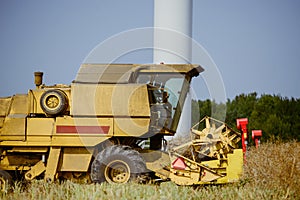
[91, 145, 147, 184]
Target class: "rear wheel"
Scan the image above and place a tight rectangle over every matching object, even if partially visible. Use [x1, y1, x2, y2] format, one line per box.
[91, 145, 147, 184]
[0, 170, 12, 192]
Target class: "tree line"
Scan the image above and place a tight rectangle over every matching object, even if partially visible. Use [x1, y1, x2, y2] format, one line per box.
[191, 92, 300, 142]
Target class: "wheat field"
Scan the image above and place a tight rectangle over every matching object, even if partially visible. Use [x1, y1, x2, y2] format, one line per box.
[1, 141, 299, 200]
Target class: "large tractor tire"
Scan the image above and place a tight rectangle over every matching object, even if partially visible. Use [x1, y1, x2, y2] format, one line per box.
[0, 170, 12, 192]
[40, 89, 68, 116]
[91, 145, 147, 184]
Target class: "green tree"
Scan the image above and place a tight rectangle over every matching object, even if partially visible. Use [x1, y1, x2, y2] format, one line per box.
[226, 92, 257, 129]
[196, 93, 300, 142]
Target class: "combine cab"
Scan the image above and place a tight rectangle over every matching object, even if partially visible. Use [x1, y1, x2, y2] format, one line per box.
[0, 63, 243, 189]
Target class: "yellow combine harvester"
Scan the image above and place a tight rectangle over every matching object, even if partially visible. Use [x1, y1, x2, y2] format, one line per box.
[0, 64, 243, 190]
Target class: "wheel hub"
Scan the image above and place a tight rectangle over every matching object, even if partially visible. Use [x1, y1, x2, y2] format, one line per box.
[104, 160, 130, 183]
[46, 95, 59, 108]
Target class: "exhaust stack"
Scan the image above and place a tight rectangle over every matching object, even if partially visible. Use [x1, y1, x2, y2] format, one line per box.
[34, 71, 43, 88]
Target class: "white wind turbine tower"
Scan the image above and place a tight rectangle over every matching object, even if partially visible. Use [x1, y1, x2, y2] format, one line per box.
[153, 0, 193, 135]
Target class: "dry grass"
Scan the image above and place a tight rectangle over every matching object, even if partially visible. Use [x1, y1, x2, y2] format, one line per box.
[1, 141, 299, 200]
[243, 141, 300, 199]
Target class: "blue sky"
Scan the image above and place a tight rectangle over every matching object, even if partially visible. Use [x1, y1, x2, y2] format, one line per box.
[0, 0, 299, 100]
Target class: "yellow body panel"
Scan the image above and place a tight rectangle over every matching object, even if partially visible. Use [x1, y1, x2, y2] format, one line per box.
[55, 116, 112, 130]
[114, 118, 150, 137]
[9, 94, 29, 114]
[71, 84, 150, 117]
[0, 94, 28, 141]
[26, 118, 54, 143]
[0, 117, 26, 141]
[50, 136, 109, 147]
[52, 116, 113, 146]
[27, 118, 54, 136]
[0, 97, 12, 128]
[225, 149, 243, 182]
[0, 97, 11, 116]
[58, 148, 93, 172]
[199, 149, 243, 184]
